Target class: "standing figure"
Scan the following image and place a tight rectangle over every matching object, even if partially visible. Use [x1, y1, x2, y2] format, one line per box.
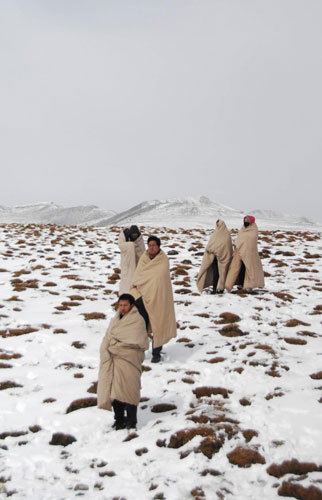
[97, 293, 149, 430]
[130, 235, 177, 363]
[118, 225, 145, 295]
[225, 215, 265, 292]
[197, 219, 233, 294]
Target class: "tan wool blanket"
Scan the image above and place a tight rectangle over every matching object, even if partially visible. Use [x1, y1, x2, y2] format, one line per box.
[130, 250, 177, 348]
[118, 230, 145, 295]
[197, 220, 233, 292]
[97, 306, 149, 411]
[225, 223, 265, 291]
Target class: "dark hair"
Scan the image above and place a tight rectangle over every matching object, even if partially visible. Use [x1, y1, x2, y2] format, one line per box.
[118, 293, 135, 305]
[147, 235, 161, 247]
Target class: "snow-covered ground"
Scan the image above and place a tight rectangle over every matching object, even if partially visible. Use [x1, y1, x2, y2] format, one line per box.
[0, 223, 322, 499]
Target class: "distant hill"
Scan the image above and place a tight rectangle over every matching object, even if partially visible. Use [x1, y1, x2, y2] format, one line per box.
[0, 197, 320, 230]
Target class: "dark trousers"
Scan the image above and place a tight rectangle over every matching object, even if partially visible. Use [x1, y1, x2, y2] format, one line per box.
[135, 296, 162, 356]
[212, 257, 219, 292]
[112, 399, 137, 426]
[236, 261, 246, 288]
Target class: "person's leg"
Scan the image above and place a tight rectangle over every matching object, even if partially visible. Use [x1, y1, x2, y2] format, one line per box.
[135, 297, 150, 331]
[211, 257, 219, 294]
[152, 339, 162, 362]
[125, 404, 137, 429]
[112, 399, 126, 430]
[236, 261, 246, 289]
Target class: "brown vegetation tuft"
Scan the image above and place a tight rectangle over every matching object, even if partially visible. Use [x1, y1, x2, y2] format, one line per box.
[66, 397, 97, 414]
[193, 386, 231, 399]
[219, 324, 248, 337]
[278, 482, 322, 500]
[227, 446, 266, 467]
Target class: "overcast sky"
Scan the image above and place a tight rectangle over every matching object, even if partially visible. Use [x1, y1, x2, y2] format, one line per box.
[1, 0, 321, 219]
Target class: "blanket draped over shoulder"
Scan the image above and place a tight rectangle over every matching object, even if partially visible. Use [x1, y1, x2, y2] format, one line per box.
[118, 230, 145, 295]
[225, 223, 264, 291]
[130, 250, 177, 348]
[97, 306, 149, 411]
[197, 220, 233, 292]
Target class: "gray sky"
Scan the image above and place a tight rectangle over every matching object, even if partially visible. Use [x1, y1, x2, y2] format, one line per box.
[1, 0, 321, 219]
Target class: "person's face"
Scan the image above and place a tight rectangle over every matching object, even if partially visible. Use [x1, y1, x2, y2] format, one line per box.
[118, 300, 132, 315]
[148, 240, 160, 258]
[244, 216, 250, 224]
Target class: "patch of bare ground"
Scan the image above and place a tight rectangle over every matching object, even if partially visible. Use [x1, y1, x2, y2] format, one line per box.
[207, 357, 225, 364]
[168, 426, 223, 458]
[0, 351, 22, 360]
[285, 319, 311, 327]
[0, 380, 23, 390]
[226, 446, 266, 467]
[255, 344, 277, 357]
[66, 397, 97, 413]
[267, 459, 322, 478]
[284, 337, 307, 345]
[193, 386, 231, 399]
[215, 312, 241, 324]
[219, 324, 248, 337]
[297, 331, 318, 338]
[151, 404, 177, 413]
[278, 482, 322, 499]
[0, 327, 38, 338]
[49, 433, 77, 447]
[0, 430, 28, 440]
[273, 292, 295, 302]
[83, 312, 106, 320]
[310, 371, 322, 380]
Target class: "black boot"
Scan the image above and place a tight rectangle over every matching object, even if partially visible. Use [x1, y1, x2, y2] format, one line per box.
[112, 400, 126, 430]
[125, 404, 137, 429]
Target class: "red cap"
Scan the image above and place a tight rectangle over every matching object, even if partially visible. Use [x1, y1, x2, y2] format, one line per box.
[248, 215, 255, 224]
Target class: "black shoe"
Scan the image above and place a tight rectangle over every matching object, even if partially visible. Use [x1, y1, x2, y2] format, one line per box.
[151, 354, 161, 363]
[126, 421, 137, 430]
[216, 289, 224, 294]
[115, 421, 126, 430]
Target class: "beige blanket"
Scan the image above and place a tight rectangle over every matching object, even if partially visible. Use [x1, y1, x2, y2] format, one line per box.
[130, 250, 177, 348]
[197, 220, 233, 292]
[225, 222, 264, 291]
[118, 230, 145, 295]
[97, 306, 149, 411]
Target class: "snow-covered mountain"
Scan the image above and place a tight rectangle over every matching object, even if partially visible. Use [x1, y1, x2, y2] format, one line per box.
[0, 197, 320, 230]
[0, 202, 115, 225]
[96, 196, 320, 230]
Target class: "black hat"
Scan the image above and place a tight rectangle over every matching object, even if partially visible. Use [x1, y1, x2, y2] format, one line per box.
[129, 225, 139, 235]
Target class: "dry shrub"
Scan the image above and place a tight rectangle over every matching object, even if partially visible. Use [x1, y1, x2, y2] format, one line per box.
[207, 357, 225, 364]
[151, 403, 177, 413]
[226, 446, 265, 467]
[0, 327, 38, 338]
[53, 329, 67, 334]
[267, 459, 321, 478]
[242, 429, 258, 442]
[66, 397, 97, 413]
[176, 337, 191, 343]
[285, 319, 310, 327]
[71, 341, 86, 349]
[49, 433, 77, 447]
[215, 312, 241, 324]
[197, 435, 224, 458]
[297, 331, 318, 338]
[278, 482, 322, 500]
[255, 344, 277, 357]
[123, 433, 138, 442]
[200, 468, 221, 476]
[219, 324, 247, 337]
[193, 386, 230, 399]
[168, 426, 215, 449]
[0, 352, 22, 360]
[43, 282, 57, 287]
[87, 382, 97, 394]
[284, 337, 307, 345]
[176, 288, 191, 294]
[83, 312, 106, 320]
[239, 398, 251, 406]
[29, 425, 41, 433]
[71, 284, 94, 290]
[265, 391, 284, 400]
[310, 371, 322, 380]
[0, 430, 27, 440]
[273, 292, 295, 302]
[292, 268, 310, 273]
[182, 378, 195, 384]
[135, 447, 148, 456]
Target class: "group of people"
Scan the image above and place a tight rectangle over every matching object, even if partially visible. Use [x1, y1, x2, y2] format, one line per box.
[98, 216, 264, 430]
[197, 216, 265, 294]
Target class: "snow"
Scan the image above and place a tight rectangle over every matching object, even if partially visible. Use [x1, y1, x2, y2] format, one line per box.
[0, 222, 322, 499]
